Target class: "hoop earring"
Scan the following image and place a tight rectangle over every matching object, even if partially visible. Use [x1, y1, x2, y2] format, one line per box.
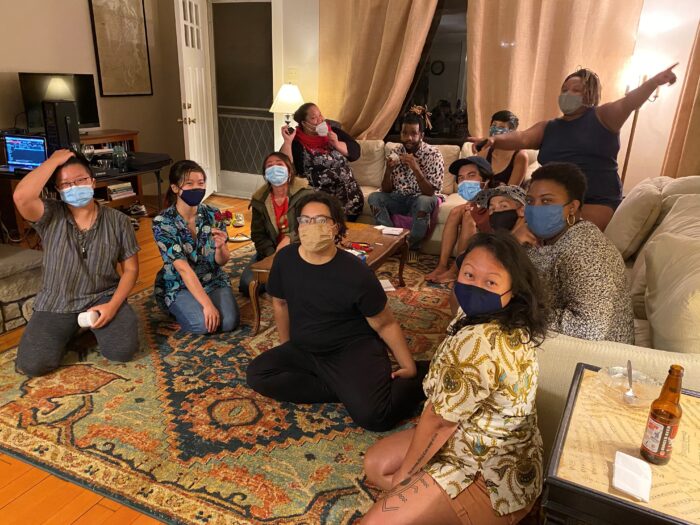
[566, 214, 576, 227]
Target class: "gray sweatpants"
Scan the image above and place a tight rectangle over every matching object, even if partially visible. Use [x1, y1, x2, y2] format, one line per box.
[16, 295, 139, 377]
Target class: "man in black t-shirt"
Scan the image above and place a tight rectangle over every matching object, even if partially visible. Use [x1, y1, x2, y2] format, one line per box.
[246, 192, 426, 432]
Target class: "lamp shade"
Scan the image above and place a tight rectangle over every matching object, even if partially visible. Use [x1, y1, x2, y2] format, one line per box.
[269, 83, 304, 114]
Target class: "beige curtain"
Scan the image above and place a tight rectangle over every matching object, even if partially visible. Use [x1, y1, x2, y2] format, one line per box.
[661, 22, 700, 178]
[466, 0, 643, 137]
[318, 0, 438, 139]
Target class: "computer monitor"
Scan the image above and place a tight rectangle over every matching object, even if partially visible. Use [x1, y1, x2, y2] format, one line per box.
[18, 73, 100, 131]
[3, 135, 48, 169]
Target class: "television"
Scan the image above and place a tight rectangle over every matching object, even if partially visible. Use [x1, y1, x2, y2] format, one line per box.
[18, 73, 100, 131]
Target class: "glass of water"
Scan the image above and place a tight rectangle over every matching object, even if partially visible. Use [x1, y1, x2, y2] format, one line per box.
[81, 144, 95, 162]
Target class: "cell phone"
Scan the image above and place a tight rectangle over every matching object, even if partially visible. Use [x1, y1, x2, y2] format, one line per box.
[285, 127, 294, 135]
[475, 139, 489, 152]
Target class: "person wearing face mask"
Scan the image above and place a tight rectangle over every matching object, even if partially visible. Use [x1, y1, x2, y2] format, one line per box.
[475, 110, 528, 187]
[280, 102, 364, 220]
[247, 192, 428, 432]
[468, 65, 679, 231]
[239, 152, 314, 296]
[152, 160, 240, 334]
[425, 156, 494, 283]
[13, 150, 140, 377]
[514, 162, 633, 343]
[368, 108, 445, 260]
[362, 232, 549, 525]
[475, 185, 527, 233]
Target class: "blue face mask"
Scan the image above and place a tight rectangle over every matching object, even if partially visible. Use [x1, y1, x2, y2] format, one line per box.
[60, 185, 94, 208]
[457, 180, 482, 201]
[454, 282, 509, 317]
[525, 204, 567, 240]
[264, 165, 289, 187]
[180, 188, 205, 207]
[489, 125, 510, 136]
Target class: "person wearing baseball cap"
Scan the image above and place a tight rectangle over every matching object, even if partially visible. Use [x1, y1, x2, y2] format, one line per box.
[425, 156, 495, 283]
[474, 185, 527, 233]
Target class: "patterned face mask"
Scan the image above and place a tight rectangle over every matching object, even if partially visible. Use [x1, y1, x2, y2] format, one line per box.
[489, 125, 511, 136]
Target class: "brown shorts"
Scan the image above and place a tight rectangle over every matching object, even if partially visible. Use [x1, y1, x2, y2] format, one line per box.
[438, 474, 534, 525]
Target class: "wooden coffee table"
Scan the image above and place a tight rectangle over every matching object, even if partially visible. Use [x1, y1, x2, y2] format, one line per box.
[247, 223, 410, 334]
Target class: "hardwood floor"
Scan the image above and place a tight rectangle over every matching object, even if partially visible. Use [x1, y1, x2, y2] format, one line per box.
[0, 195, 251, 524]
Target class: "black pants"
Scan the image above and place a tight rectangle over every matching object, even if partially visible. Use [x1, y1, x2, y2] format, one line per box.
[246, 337, 426, 432]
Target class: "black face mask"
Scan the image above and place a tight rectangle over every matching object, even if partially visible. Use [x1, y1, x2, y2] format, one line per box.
[489, 209, 519, 231]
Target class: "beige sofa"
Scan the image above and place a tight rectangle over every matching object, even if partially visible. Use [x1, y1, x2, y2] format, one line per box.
[349, 140, 538, 255]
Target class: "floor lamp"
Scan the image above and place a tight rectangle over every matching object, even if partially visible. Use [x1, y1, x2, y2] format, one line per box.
[621, 76, 660, 185]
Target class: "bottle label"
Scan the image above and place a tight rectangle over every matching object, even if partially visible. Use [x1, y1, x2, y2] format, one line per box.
[641, 415, 678, 457]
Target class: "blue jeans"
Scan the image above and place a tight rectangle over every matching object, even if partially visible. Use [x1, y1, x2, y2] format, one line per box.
[367, 191, 437, 249]
[168, 286, 240, 334]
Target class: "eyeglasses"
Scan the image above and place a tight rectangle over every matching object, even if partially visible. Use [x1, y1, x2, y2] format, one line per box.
[297, 215, 335, 225]
[56, 176, 92, 191]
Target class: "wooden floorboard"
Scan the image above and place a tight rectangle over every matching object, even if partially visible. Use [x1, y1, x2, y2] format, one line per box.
[0, 195, 249, 523]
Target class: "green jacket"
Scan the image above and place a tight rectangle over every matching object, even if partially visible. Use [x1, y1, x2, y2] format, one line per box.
[249, 178, 314, 257]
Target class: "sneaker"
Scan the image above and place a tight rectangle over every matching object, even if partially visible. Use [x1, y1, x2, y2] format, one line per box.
[232, 213, 245, 227]
[129, 217, 140, 231]
[127, 203, 148, 216]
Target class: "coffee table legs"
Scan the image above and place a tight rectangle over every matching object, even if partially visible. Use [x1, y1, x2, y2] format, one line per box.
[249, 280, 260, 334]
[396, 239, 408, 287]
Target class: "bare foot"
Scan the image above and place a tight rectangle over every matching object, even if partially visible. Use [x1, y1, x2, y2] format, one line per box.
[425, 264, 450, 282]
[433, 266, 458, 283]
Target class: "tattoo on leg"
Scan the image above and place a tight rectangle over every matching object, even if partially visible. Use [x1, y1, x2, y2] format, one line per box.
[381, 472, 432, 512]
[407, 432, 438, 476]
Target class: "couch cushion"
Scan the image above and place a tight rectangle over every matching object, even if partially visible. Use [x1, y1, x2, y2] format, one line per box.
[645, 233, 700, 353]
[660, 175, 700, 197]
[630, 194, 700, 318]
[350, 140, 386, 188]
[604, 180, 662, 260]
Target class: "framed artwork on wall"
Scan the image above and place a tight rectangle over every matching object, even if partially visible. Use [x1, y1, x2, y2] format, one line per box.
[88, 0, 153, 96]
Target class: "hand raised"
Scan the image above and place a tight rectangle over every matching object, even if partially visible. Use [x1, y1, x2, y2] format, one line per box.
[50, 149, 75, 166]
[652, 63, 678, 87]
[280, 124, 296, 142]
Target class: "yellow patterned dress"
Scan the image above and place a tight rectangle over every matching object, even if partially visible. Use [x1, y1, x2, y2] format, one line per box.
[423, 318, 543, 516]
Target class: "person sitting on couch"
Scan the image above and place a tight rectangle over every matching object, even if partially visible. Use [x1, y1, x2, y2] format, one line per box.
[239, 152, 314, 297]
[362, 231, 548, 525]
[246, 192, 426, 432]
[13, 150, 140, 377]
[515, 162, 634, 343]
[368, 107, 445, 259]
[425, 156, 494, 283]
[152, 160, 240, 334]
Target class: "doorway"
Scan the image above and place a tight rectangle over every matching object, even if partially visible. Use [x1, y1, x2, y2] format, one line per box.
[211, 1, 274, 198]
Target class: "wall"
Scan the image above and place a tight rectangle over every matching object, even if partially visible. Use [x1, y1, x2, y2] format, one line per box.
[614, 0, 699, 191]
[0, 0, 185, 196]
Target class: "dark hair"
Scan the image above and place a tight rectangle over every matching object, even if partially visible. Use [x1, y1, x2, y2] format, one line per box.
[165, 160, 206, 207]
[490, 110, 519, 130]
[294, 191, 347, 243]
[51, 154, 93, 187]
[564, 68, 601, 106]
[293, 102, 317, 124]
[530, 162, 587, 204]
[261, 152, 296, 183]
[451, 231, 550, 347]
[401, 112, 425, 133]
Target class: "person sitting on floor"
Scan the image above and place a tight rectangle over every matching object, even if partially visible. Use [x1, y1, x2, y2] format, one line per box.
[246, 192, 426, 432]
[475, 110, 529, 187]
[362, 231, 549, 525]
[476, 184, 527, 232]
[368, 107, 445, 261]
[514, 162, 634, 343]
[152, 160, 240, 334]
[425, 156, 494, 283]
[239, 152, 314, 297]
[13, 150, 140, 377]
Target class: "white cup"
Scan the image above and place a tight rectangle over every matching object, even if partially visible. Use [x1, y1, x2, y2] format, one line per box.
[387, 152, 400, 164]
[78, 311, 100, 328]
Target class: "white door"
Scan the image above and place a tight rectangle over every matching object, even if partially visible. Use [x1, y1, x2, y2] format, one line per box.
[174, 0, 218, 195]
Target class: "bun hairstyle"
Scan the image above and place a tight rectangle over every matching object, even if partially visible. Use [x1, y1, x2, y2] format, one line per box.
[564, 68, 602, 107]
[402, 105, 433, 133]
[293, 102, 317, 125]
[164, 160, 206, 208]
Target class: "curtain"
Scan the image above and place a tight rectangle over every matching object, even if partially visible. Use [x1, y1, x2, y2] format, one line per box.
[466, 0, 643, 137]
[661, 22, 700, 178]
[318, 0, 438, 139]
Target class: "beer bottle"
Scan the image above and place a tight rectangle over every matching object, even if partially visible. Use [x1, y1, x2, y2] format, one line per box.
[640, 365, 683, 465]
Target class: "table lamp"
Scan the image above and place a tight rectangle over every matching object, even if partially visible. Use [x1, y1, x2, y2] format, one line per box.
[269, 83, 304, 130]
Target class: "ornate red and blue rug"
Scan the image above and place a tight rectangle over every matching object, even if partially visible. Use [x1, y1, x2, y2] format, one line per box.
[0, 246, 453, 524]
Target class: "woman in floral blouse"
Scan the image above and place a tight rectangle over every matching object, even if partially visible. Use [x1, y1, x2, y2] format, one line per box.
[152, 160, 239, 334]
[363, 232, 549, 524]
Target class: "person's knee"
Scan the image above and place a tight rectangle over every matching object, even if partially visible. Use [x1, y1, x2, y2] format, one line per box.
[100, 336, 139, 363]
[363, 445, 386, 487]
[246, 356, 268, 393]
[352, 407, 394, 432]
[414, 195, 436, 213]
[220, 308, 240, 332]
[15, 354, 58, 378]
[367, 192, 384, 207]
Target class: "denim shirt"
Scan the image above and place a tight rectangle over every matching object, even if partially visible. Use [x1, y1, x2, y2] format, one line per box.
[152, 203, 230, 310]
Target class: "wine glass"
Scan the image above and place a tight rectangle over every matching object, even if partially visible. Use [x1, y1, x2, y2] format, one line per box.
[81, 144, 95, 162]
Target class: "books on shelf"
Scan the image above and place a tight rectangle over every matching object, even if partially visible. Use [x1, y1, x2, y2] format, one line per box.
[107, 182, 135, 201]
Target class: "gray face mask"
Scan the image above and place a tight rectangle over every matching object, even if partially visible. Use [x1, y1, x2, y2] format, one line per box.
[558, 93, 584, 115]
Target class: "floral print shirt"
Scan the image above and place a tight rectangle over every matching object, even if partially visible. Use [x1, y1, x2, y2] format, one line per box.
[152, 204, 231, 310]
[389, 142, 444, 196]
[423, 319, 543, 516]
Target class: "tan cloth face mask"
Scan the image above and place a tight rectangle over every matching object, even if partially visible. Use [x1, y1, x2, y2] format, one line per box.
[299, 223, 335, 252]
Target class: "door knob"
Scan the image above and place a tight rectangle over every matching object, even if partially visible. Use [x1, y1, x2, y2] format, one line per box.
[177, 117, 184, 123]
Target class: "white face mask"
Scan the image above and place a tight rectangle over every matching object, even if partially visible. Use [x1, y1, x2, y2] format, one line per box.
[315, 121, 329, 136]
[558, 93, 584, 115]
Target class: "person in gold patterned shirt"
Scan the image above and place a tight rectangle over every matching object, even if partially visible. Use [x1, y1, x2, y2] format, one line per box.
[363, 231, 550, 524]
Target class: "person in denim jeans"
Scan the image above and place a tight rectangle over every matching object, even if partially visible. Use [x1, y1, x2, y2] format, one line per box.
[367, 109, 444, 256]
[153, 160, 239, 334]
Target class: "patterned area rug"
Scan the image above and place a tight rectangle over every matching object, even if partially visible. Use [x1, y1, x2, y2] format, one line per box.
[0, 246, 453, 524]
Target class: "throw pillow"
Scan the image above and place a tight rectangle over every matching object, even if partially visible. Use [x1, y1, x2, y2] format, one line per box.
[660, 175, 700, 198]
[645, 233, 700, 353]
[350, 140, 386, 188]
